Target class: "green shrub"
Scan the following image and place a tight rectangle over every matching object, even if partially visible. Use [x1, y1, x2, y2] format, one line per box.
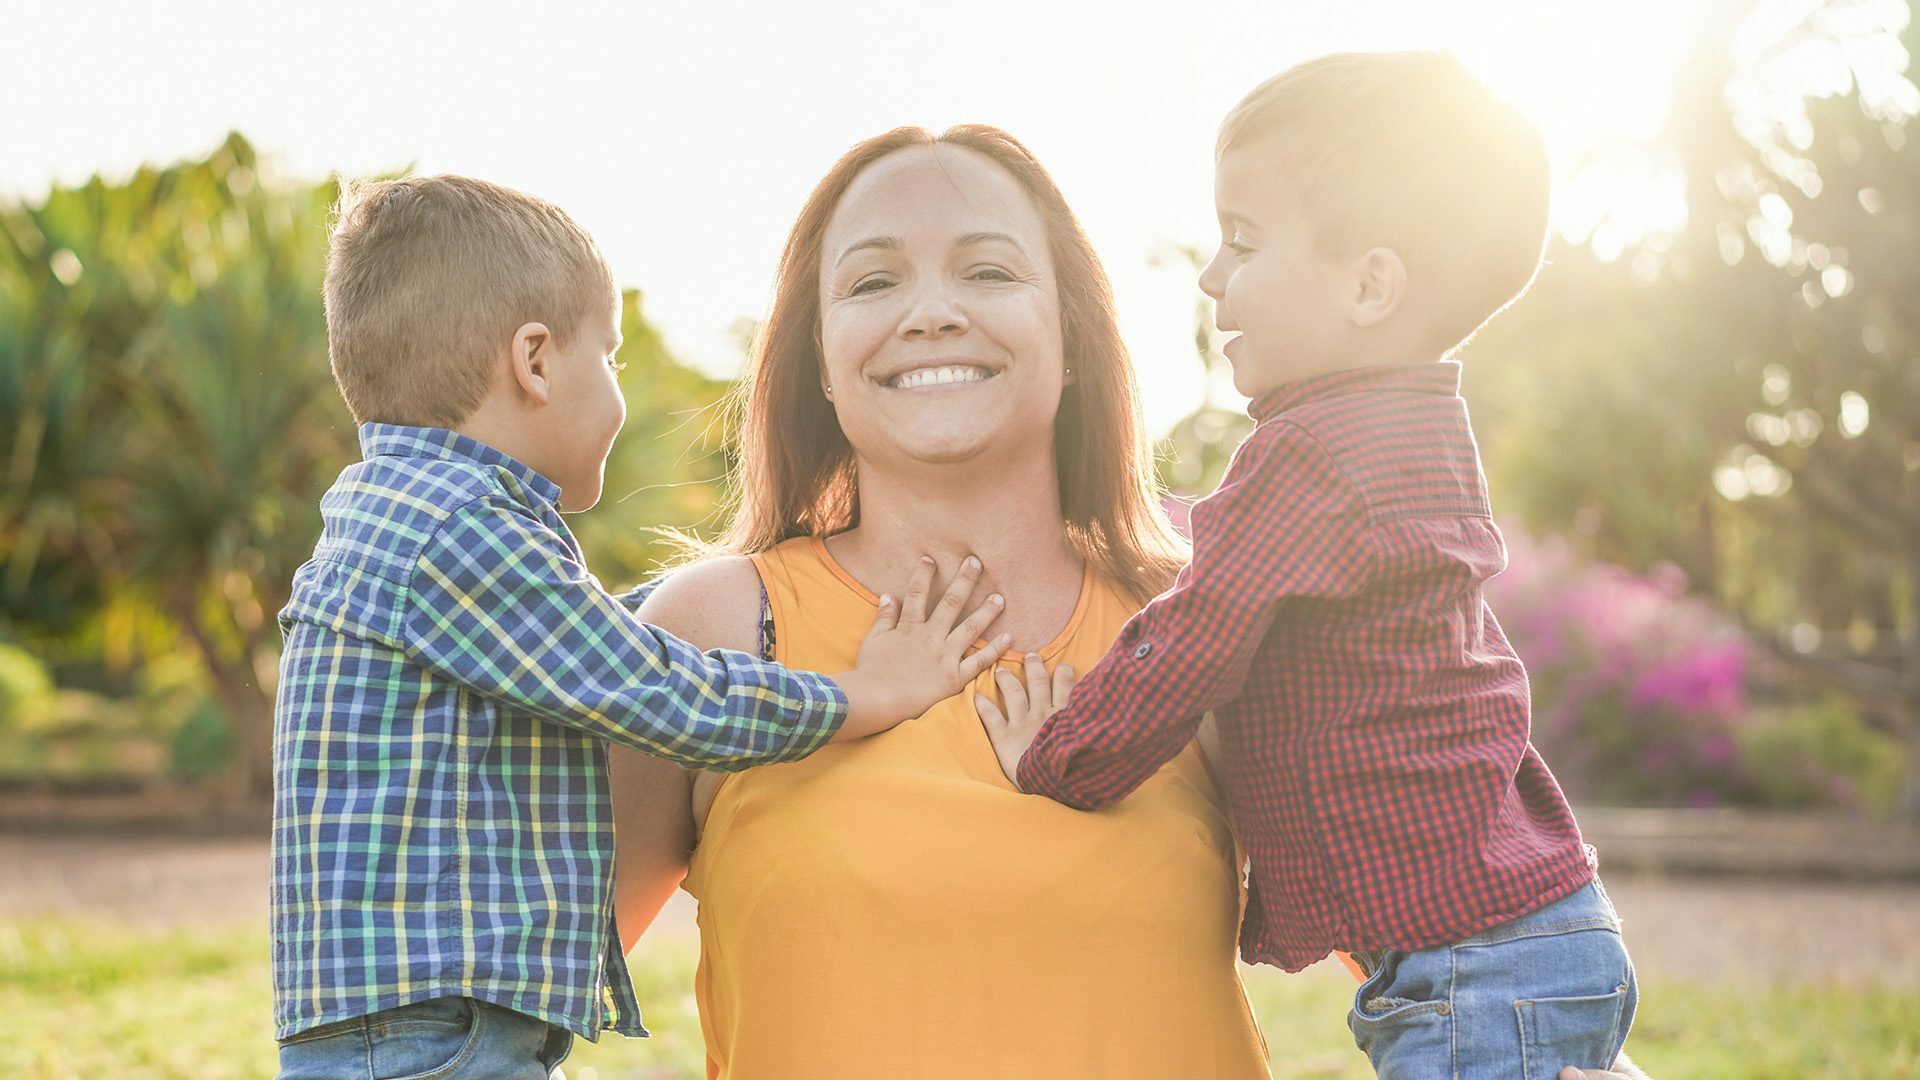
[1736, 694, 1908, 815]
[167, 698, 234, 781]
[0, 643, 54, 731]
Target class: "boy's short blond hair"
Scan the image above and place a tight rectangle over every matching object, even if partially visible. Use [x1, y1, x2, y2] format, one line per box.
[1220, 51, 1550, 354]
[323, 174, 614, 427]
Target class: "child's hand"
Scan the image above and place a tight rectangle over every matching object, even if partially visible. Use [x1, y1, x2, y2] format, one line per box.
[975, 652, 1075, 787]
[832, 555, 1010, 741]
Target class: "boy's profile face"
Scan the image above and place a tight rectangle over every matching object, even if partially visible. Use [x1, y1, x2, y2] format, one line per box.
[544, 295, 627, 512]
[1198, 141, 1361, 398]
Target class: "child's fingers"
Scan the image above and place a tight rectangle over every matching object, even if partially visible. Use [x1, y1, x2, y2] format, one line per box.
[1052, 662, 1075, 706]
[993, 666, 1028, 716]
[958, 635, 1013, 683]
[974, 693, 1005, 732]
[930, 555, 982, 627]
[901, 556, 935, 623]
[861, 593, 900, 643]
[948, 593, 1005, 649]
[1022, 652, 1048, 712]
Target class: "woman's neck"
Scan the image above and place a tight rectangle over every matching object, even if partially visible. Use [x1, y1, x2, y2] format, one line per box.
[826, 449, 1083, 653]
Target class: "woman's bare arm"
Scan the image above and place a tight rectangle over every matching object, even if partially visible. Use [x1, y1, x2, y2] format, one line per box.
[609, 556, 767, 952]
[610, 750, 694, 952]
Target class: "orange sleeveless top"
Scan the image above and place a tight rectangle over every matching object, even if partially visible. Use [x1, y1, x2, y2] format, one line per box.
[684, 537, 1270, 1079]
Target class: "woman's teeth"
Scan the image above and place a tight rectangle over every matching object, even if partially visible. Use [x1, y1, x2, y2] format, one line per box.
[889, 365, 992, 389]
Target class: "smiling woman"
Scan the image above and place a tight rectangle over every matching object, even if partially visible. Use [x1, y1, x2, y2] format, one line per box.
[709, 126, 1184, 605]
[604, 125, 1265, 1080]
[815, 143, 1066, 469]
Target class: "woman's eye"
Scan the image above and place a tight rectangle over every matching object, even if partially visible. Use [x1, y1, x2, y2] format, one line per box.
[849, 276, 892, 296]
[969, 266, 1015, 283]
[1226, 239, 1254, 257]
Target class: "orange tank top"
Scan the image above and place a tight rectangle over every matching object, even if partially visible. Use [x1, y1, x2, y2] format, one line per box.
[684, 536, 1270, 1079]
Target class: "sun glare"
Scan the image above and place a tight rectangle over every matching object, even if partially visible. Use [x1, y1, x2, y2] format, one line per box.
[1446, 0, 1919, 262]
[10, 0, 1914, 439]
[1440, 0, 1717, 254]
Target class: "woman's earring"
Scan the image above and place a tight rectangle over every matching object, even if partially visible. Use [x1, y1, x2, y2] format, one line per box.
[825, 384, 833, 397]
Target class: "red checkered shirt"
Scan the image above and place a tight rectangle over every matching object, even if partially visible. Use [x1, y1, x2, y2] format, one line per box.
[1018, 360, 1594, 971]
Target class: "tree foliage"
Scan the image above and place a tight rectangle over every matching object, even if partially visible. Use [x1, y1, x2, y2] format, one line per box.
[1, 135, 731, 798]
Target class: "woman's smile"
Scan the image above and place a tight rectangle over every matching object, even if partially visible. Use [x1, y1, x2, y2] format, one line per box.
[879, 362, 1003, 391]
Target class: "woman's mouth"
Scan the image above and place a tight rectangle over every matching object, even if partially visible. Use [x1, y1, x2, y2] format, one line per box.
[883, 364, 999, 390]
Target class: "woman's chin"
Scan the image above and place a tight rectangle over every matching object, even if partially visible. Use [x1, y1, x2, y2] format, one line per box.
[855, 424, 1001, 468]
[900, 433, 998, 466]
[850, 389, 1055, 469]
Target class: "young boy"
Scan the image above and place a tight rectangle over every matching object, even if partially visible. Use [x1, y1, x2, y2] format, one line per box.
[273, 175, 1009, 1077]
[980, 53, 1638, 1079]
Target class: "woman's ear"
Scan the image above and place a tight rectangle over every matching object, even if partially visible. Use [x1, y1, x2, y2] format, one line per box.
[1349, 248, 1407, 329]
[509, 322, 554, 405]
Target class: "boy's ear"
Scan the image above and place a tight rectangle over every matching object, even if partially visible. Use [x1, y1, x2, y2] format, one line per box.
[509, 322, 554, 406]
[1349, 248, 1407, 329]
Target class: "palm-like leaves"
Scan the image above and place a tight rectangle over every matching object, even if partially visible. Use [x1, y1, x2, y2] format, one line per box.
[1, 134, 352, 797]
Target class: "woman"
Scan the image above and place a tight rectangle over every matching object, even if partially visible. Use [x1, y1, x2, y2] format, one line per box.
[611, 124, 1265, 1078]
[609, 126, 1648, 1080]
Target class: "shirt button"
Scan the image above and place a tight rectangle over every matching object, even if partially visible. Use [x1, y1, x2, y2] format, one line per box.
[1133, 642, 1153, 659]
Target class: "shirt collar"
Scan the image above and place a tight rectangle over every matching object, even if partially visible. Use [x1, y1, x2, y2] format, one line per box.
[1247, 360, 1463, 421]
[357, 423, 564, 508]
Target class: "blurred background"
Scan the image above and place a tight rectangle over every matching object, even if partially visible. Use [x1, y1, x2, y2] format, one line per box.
[2, 0, 1917, 1076]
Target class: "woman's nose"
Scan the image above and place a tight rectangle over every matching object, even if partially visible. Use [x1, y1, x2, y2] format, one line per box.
[897, 285, 970, 339]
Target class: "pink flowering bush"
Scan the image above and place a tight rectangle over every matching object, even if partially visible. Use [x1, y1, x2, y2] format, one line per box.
[1487, 528, 1755, 807]
[1158, 498, 1899, 811]
[1487, 528, 1907, 812]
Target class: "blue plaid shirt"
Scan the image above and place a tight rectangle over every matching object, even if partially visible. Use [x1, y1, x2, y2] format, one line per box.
[271, 424, 847, 1040]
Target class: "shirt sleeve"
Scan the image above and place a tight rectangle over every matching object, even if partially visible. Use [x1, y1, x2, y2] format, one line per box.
[613, 576, 666, 614]
[401, 496, 845, 771]
[1017, 420, 1374, 808]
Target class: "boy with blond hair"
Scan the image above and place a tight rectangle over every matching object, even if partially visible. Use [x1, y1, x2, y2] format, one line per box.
[273, 175, 1008, 1077]
[983, 53, 1640, 1079]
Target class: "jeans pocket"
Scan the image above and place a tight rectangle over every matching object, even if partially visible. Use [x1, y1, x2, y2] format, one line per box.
[1348, 949, 1455, 1080]
[279, 1016, 367, 1048]
[1516, 986, 1631, 1080]
[368, 997, 486, 1080]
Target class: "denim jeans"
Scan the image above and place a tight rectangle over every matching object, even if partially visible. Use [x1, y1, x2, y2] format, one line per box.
[1347, 880, 1636, 1080]
[275, 996, 573, 1080]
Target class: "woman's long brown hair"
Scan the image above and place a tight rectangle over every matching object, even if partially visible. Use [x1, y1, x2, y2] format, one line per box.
[708, 124, 1188, 603]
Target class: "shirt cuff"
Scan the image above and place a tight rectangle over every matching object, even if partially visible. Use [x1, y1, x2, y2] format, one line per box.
[1015, 740, 1109, 811]
[766, 668, 849, 763]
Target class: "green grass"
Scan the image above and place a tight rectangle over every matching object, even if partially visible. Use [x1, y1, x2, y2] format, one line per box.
[2, 917, 1914, 1079]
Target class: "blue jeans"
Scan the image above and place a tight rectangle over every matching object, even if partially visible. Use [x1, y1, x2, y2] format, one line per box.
[275, 997, 572, 1080]
[1348, 881, 1636, 1080]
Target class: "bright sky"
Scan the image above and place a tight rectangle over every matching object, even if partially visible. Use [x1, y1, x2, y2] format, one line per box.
[2, 0, 1717, 435]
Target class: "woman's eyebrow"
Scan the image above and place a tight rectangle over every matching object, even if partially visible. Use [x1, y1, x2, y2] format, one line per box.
[834, 236, 901, 267]
[957, 231, 1025, 252]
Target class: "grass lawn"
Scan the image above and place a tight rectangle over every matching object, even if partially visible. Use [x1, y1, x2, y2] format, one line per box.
[2, 917, 1914, 1079]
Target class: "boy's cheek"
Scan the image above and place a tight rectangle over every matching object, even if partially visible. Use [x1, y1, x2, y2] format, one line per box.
[1227, 340, 1284, 398]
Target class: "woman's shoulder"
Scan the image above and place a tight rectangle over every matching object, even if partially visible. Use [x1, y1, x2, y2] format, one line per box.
[636, 554, 765, 656]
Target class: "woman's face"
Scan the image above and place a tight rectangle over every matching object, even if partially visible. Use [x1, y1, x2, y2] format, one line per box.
[817, 144, 1066, 471]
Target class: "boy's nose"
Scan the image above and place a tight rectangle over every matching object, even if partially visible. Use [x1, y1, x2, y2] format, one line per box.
[1197, 249, 1229, 301]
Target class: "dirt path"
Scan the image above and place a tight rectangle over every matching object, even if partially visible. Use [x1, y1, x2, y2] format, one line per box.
[4, 831, 1916, 986]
